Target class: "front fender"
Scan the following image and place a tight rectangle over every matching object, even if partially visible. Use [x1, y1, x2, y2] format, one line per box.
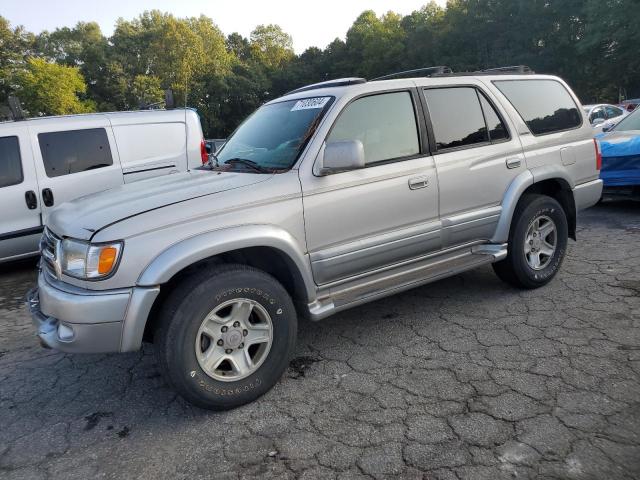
[137, 224, 316, 302]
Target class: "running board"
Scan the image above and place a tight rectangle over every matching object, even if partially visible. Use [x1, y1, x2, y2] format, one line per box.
[307, 243, 507, 321]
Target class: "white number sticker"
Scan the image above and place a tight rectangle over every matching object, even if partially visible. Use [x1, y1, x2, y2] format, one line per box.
[291, 97, 330, 111]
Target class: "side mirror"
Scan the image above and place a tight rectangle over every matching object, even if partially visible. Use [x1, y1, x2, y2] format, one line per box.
[318, 140, 365, 175]
[602, 124, 612, 132]
[592, 117, 605, 127]
[205, 141, 213, 154]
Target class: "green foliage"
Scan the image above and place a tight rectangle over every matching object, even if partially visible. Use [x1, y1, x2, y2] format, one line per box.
[16, 57, 95, 115]
[249, 24, 295, 69]
[1, 1, 639, 133]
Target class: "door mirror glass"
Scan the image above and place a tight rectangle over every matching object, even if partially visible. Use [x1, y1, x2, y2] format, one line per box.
[319, 140, 365, 175]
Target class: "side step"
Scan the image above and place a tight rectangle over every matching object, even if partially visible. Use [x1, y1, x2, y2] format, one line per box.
[308, 243, 507, 321]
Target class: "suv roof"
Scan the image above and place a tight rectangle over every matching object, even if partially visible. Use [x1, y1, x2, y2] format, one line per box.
[286, 65, 536, 96]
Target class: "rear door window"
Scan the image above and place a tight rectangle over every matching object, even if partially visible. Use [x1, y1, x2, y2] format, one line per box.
[494, 79, 582, 135]
[0, 136, 23, 188]
[38, 128, 113, 177]
[478, 92, 509, 142]
[605, 106, 623, 119]
[423, 87, 488, 150]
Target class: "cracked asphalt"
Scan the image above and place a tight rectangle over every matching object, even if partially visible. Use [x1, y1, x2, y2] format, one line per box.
[1, 200, 639, 480]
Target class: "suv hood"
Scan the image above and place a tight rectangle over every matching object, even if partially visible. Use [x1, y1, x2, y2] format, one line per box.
[48, 171, 270, 240]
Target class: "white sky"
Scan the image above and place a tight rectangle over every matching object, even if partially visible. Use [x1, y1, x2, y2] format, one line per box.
[2, 0, 447, 53]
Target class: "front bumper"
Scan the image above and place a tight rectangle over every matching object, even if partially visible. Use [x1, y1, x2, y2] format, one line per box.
[573, 179, 603, 211]
[26, 271, 159, 354]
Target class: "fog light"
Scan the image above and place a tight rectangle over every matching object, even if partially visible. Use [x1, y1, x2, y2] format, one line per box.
[57, 323, 75, 341]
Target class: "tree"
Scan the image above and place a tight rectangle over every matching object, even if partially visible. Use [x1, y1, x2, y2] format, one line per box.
[131, 75, 164, 108]
[16, 57, 94, 115]
[0, 16, 34, 105]
[249, 24, 294, 69]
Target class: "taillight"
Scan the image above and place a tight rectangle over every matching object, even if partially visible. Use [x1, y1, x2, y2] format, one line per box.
[200, 139, 208, 165]
[594, 138, 602, 171]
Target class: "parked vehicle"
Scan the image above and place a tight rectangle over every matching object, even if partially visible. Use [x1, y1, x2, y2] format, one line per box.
[0, 109, 207, 263]
[583, 103, 629, 131]
[597, 107, 640, 197]
[27, 68, 602, 410]
[621, 98, 640, 112]
[206, 138, 226, 154]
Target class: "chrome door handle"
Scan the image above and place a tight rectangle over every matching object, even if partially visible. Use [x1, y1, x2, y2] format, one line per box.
[408, 176, 429, 190]
[506, 157, 522, 169]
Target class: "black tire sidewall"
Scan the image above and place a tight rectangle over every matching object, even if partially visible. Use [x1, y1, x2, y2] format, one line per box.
[161, 268, 296, 410]
[511, 197, 568, 287]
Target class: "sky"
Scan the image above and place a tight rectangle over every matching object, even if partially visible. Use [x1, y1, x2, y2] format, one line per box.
[1, 0, 447, 53]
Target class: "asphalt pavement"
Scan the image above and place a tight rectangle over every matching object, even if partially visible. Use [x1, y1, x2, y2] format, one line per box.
[1, 200, 639, 479]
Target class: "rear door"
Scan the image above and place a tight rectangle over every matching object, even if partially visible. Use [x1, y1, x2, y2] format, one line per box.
[29, 118, 123, 220]
[422, 85, 525, 248]
[0, 123, 43, 261]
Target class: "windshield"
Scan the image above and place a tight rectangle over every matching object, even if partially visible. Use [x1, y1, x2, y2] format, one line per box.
[613, 108, 640, 132]
[215, 96, 333, 171]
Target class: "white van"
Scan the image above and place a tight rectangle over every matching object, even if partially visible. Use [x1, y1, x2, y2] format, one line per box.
[0, 109, 207, 263]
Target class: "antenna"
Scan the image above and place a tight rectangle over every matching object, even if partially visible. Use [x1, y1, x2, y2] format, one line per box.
[8, 96, 25, 120]
[370, 66, 452, 81]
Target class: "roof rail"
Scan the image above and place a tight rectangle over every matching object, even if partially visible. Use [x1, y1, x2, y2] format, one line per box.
[287, 77, 367, 95]
[370, 66, 452, 81]
[478, 65, 534, 74]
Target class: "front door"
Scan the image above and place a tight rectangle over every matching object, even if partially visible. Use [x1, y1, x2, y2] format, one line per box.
[0, 123, 43, 260]
[300, 90, 440, 285]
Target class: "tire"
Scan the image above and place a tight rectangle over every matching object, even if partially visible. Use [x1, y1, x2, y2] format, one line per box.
[492, 194, 568, 289]
[154, 264, 297, 410]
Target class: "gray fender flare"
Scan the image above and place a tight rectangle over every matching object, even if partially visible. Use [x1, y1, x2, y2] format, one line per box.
[137, 224, 316, 302]
[491, 165, 575, 244]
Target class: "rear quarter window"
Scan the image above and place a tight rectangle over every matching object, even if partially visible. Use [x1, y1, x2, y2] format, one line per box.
[493, 79, 582, 135]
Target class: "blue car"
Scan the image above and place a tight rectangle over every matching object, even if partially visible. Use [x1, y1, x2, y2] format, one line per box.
[597, 108, 640, 196]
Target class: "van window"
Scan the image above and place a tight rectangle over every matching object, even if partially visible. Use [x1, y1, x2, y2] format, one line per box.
[39, 128, 113, 177]
[494, 80, 582, 135]
[327, 91, 419, 165]
[0, 136, 23, 188]
[423, 87, 489, 150]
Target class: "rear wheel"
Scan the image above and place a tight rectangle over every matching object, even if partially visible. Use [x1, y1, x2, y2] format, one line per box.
[493, 194, 568, 289]
[155, 264, 297, 410]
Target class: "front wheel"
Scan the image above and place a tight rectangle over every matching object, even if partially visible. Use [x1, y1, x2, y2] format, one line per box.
[493, 194, 568, 289]
[155, 264, 297, 410]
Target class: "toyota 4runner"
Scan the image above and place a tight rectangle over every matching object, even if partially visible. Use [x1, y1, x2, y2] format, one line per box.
[27, 68, 603, 409]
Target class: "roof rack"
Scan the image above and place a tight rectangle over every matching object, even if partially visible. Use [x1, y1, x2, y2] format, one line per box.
[287, 77, 366, 95]
[370, 66, 452, 81]
[477, 65, 534, 74]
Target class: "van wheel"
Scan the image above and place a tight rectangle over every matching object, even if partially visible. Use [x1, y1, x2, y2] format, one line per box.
[493, 194, 568, 289]
[154, 264, 297, 410]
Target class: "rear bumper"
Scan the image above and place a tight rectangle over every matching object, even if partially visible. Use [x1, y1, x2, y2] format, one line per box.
[26, 271, 159, 354]
[573, 179, 603, 211]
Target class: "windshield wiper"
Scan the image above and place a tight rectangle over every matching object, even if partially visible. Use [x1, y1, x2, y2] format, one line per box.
[223, 158, 273, 173]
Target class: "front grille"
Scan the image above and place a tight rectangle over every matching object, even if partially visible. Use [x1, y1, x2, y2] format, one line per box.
[40, 228, 61, 279]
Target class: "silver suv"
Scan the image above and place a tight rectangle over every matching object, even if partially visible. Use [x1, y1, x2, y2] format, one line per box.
[27, 69, 603, 409]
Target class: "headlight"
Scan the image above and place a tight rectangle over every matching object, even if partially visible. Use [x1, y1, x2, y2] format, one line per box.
[61, 239, 123, 279]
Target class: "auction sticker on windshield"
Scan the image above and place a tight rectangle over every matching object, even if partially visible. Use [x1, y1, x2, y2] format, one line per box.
[291, 97, 330, 111]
